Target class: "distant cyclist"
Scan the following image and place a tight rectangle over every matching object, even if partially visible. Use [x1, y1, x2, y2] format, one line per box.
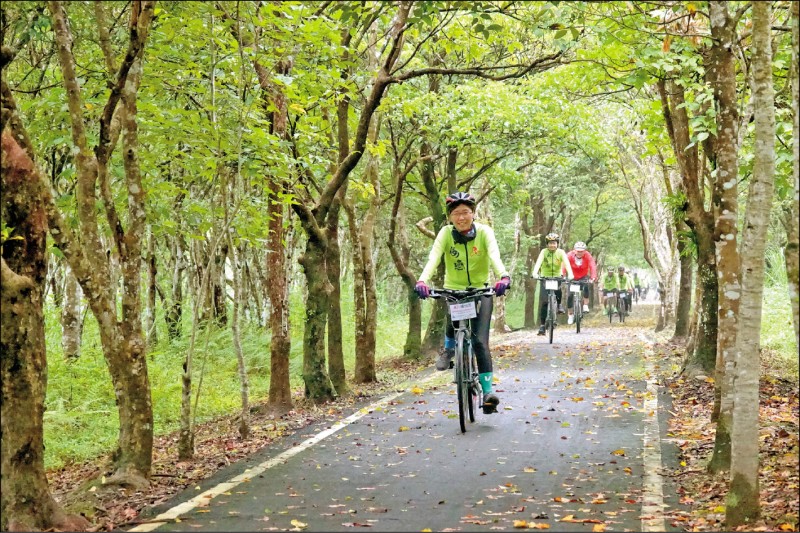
[617, 266, 635, 315]
[601, 266, 620, 314]
[415, 191, 511, 413]
[532, 232, 574, 335]
[563, 241, 596, 325]
[633, 272, 642, 301]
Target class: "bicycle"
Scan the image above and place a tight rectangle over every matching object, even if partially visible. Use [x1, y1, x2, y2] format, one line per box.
[617, 290, 629, 323]
[568, 279, 591, 333]
[604, 289, 618, 323]
[429, 286, 495, 433]
[536, 276, 565, 344]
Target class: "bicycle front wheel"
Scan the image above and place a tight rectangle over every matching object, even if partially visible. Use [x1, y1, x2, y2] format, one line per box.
[466, 343, 480, 423]
[455, 330, 469, 433]
[548, 293, 556, 344]
[575, 297, 582, 334]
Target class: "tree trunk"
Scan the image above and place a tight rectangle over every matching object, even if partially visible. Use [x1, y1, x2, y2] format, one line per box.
[387, 165, 422, 359]
[686, 243, 718, 376]
[298, 238, 337, 402]
[785, 0, 800, 348]
[229, 240, 250, 439]
[707, 0, 740, 472]
[145, 228, 158, 347]
[672, 231, 693, 338]
[420, 140, 447, 353]
[266, 188, 292, 409]
[326, 193, 347, 395]
[1, 130, 90, 533]
[61, 264, 84, 361]
[727, 2, 775, 524]
[165, 235, 185, 340]
[657, 78, 718, 376]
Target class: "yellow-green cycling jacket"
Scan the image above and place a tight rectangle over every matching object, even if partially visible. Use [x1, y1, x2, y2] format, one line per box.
[419, 222, 509, 290]
[532, 248, 574, 279]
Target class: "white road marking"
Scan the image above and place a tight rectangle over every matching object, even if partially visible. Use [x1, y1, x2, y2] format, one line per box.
[130, 372, 441, 531]
[638, 332, 667, 532]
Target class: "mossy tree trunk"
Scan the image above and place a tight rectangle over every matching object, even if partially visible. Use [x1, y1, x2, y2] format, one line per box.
[1, 129, 90, 533]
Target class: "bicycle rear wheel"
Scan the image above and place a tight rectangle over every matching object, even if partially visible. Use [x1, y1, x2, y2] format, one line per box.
[573, 295, 581, 333]
[619, 295, 626, 323]
[455, 330, 469, 433]
[548, 293, 556, 344]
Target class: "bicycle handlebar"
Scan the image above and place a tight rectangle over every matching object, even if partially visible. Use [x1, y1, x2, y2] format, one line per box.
[428, 286, 495, 302]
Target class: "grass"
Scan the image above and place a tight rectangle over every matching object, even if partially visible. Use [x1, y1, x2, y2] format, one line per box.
[760, 285, 799, 383]
[42, 283, 412, 470]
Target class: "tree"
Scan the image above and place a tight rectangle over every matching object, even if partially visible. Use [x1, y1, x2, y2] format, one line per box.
[726, 0, 776, 524]
[3, 0, 157, 488]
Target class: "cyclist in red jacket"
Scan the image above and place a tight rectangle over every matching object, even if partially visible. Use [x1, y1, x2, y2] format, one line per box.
[562, 241, 597, 325]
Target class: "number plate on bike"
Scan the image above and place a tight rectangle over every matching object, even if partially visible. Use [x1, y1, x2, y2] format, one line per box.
[545, 280, 559, 290]
[449, 301, 477, 321]
[619, 292, 627, 298]
[570, 284, 581, 292]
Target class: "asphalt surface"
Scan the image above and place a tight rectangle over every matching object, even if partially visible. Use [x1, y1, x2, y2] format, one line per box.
[130, 303, 687, 532]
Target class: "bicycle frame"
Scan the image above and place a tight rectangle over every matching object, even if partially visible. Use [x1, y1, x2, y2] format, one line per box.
[568, 279, 590, 333]
[538, 276, 564, 344]
[429, 287, 494, 433]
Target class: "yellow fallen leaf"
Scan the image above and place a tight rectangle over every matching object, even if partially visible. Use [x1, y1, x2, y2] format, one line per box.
[411, 386, 424, 395]
[290, 519, 307, 529]
[612, 449, 626, 456]
[399, 426, 410, 431]
[513, 519, 528, 528]
[712, 505, 725, 513]
[523, 467, 536, 473]
[530, 524, 551, 530]
[593, 524, 606, 532]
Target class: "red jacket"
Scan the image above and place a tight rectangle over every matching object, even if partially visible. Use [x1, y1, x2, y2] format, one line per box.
[563, 250, 597, 280]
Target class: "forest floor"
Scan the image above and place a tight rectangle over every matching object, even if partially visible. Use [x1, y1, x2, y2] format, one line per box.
[47, 327, 799, 532]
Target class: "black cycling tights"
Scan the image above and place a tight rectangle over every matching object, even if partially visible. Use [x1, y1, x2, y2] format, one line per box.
[446, 294, 493, 374]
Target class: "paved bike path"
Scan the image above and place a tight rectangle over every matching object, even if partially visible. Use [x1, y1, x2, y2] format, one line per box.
[131, 318, 686, 532]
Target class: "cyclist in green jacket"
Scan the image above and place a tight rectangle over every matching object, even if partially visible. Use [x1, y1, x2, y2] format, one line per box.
[601, 266, 620, 314]
[415, 192, 511, 413]
[617, 266, 635, 315]
[532, 233, 574, 335]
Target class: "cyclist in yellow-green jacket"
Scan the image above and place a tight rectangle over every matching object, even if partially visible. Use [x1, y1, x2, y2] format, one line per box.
[415, 192, 511, 414]
[531, 232, 574, 335]
[601, 266, 624, 314]
[617, 266, 635, 315]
